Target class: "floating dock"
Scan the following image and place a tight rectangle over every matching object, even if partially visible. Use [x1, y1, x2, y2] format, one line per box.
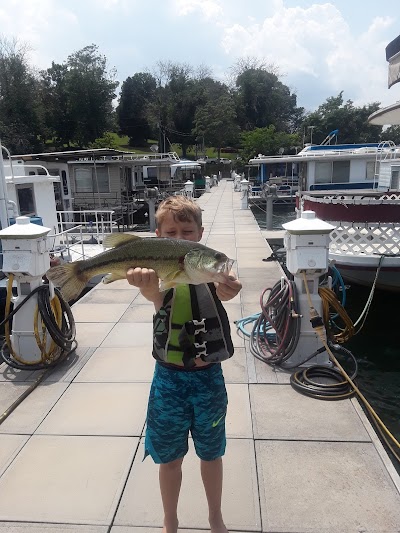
[0, 180, 399, 532]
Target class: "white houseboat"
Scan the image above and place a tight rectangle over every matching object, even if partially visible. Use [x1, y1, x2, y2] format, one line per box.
[249, 140, 400, 193]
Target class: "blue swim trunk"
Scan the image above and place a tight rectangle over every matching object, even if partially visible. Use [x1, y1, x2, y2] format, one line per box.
[144, 362, 228, 464]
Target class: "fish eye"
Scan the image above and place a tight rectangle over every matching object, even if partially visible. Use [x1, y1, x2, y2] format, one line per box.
[215, 252, 222, 260]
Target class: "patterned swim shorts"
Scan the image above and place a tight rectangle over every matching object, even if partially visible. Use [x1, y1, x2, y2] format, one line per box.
[144, 362, 228, 464]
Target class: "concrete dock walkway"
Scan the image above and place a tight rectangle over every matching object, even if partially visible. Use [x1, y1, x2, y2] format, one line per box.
[0, 180, 399, 532]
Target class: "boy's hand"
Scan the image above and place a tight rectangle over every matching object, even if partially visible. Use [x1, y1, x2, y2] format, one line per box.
[126, 267, 164, 310]
[126, 267, 159, 290]
[215, 273, 242, 301]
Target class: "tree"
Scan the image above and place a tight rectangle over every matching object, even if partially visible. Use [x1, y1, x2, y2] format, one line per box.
[240, 125, 301, 161]
[146, 61, 217, 157]
[234, 63, 304, 132]
[301, 92, 383, 144]
[41, 44, 119, 148]
[0, 37, 45, 153]
[381, 125, 400, 145]
[88, 132, 120, 149]
[117, 72, 156, 146]
[41, 62, 73, 147]
[193, 89, 240, 158]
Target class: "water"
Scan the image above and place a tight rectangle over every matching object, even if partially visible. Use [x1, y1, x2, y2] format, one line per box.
[251, 204, 400, 467]
[251, 204, 296, 230]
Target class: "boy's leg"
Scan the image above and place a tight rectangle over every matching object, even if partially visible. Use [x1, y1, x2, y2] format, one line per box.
[160, 456, 184, 533]
[201, 457, 228, 533]
[145, 364, 192, 532]
[191, 365, 228, 532]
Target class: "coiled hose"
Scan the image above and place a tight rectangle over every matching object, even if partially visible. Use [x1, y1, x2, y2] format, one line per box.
[1, 275, 76, 370]
[0, 275, 77, 424]
[248, 277, 302, 367]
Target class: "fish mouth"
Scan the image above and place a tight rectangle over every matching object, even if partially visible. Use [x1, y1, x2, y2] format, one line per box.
[217, 258, 235, 274]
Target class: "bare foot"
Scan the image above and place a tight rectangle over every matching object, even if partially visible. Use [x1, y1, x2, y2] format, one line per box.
[209, 513, 229, 533]
[163, 517, 179, 533]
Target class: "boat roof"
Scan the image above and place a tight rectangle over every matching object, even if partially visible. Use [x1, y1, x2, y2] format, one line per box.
[10, 148, 181, 165]
[170, 160, 201, 169]
[249, 142, 398, 165]
[368, 101, 400, 126]
[11, 148, 132, 162]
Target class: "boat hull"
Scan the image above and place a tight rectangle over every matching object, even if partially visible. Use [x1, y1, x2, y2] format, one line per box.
[329, 252, 400, 291]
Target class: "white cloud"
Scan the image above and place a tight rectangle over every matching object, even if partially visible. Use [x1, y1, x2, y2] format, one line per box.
[173, 0, 223, 19]
[0, 0, 78, 68]
[217, 3, 398, 108]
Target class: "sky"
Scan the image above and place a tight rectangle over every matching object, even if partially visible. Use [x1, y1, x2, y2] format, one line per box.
[1, 0, 400, 113]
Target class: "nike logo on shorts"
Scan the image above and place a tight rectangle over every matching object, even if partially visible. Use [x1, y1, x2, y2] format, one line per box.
[212, 413, 226, 427]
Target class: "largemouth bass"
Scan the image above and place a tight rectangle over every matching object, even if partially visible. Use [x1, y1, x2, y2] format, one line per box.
[46, 233, 234, 302]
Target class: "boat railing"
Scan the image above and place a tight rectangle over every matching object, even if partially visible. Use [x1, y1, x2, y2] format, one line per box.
[301, 191, 400, 203]
[48, 224, 90, 262]
[250, 143, 400, 163]
[329, 221, 400, 256]
[52, 210, 118, 258]
[94, 151, 181, 162]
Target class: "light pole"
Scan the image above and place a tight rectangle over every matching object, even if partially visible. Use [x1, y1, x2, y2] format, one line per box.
[308, 126, 315, 145]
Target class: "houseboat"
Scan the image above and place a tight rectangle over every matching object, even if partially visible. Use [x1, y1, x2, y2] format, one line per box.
[248, 140, 400, 193]
[10, 149, 206, 220]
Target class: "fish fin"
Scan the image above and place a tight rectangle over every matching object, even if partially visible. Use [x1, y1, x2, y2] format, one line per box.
[103, 233, 141, 249]
[159, 279, 178, 291]
[46, 263, 87, 302]
[159, 270, 183, 291]
[102, 272, 125, 285]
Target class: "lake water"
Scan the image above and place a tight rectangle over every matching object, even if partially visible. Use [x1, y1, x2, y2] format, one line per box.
[251, 204, 400, 468]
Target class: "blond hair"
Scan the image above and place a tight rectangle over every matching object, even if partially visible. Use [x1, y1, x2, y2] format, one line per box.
[155, 195, 202, 229]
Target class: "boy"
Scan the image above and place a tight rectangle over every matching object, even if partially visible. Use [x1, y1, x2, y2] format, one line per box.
[126, 196, 242, 533]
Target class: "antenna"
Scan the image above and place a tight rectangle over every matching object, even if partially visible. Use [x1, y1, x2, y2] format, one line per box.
[150, 144, 159, 153]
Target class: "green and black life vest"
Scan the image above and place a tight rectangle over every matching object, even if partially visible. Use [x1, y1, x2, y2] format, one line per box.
[152, 283, 234, 368]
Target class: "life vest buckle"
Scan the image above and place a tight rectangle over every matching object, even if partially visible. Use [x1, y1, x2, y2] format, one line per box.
[185, 318, 207, 335]
[194, 341, 207, 357]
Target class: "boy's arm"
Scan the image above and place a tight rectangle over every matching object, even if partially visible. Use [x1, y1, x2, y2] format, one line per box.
[215, 272, 242, 302]
[126, 267, 165, 311]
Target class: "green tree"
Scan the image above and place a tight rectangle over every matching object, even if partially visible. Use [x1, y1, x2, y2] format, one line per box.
[302, 92, 383, 144]
[88, 131, 120, 149]
[41, 44, 118, 148]
[0, 37, 45, 153]
[193, 89, 240, 158]
[117, 72, 156, 146]
[41, 62, 73, 147]
[240, 125, 302, 161]
[233, 61, 304, 132]
[381, 125, 400, 145]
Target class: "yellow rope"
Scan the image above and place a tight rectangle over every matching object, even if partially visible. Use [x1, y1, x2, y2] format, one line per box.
[303, 273, 400, 461]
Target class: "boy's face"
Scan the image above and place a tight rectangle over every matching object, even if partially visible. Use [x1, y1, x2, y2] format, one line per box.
[156, 211, 203, 242]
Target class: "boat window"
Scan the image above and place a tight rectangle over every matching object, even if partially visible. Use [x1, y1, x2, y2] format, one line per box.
[16, 185, 36, 216]
[315, 162, 332, 183]
[94, 166, 110, 192]
[332, 161, 350, 183]
[75, 168, 93, 192]
[391, 169, 400, 189]
[74, 167, 110, 193]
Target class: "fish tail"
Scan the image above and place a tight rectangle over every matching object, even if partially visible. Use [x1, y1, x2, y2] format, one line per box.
[46, 262, 88, 302]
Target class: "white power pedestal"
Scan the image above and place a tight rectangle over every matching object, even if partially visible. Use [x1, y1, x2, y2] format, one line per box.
[0, 216, 51, 364]
[282, 210, 336, 367]
[184, 180, 194, 198]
